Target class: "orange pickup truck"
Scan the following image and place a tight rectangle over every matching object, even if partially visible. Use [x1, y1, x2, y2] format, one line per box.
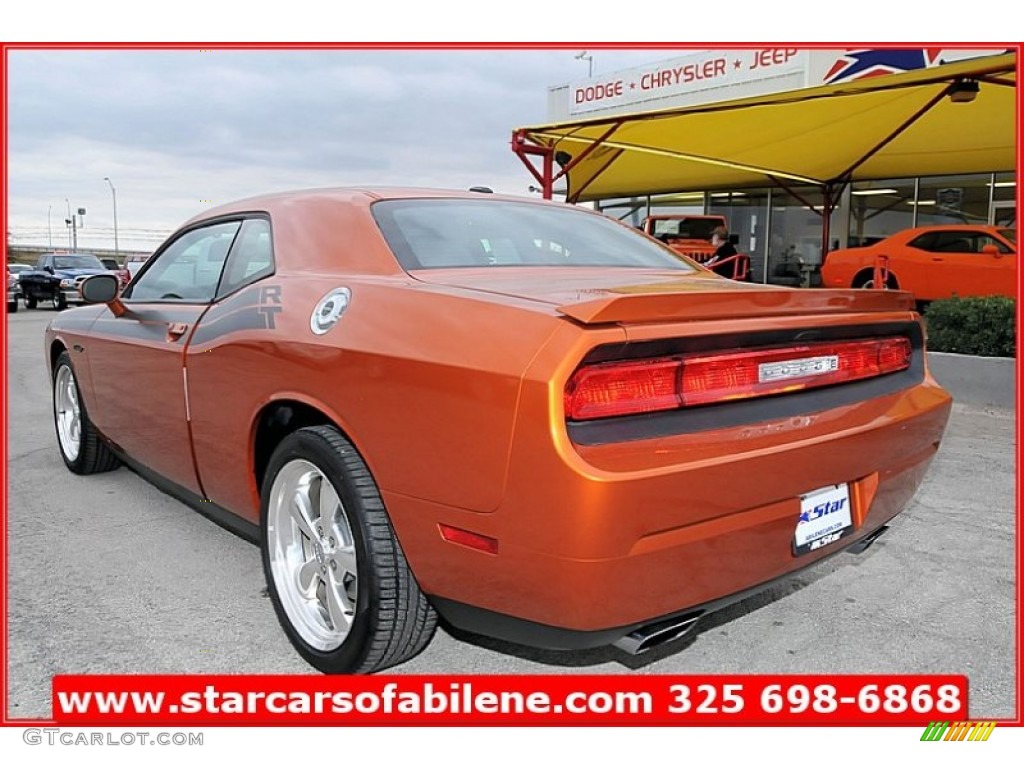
[642, 214, 726, 263]
[642, 214, 749, 280]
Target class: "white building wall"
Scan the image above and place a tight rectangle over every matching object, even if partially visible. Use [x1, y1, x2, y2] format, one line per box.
[546, 48, 1006, 122]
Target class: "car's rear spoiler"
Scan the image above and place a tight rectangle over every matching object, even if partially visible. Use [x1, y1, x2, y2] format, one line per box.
[556, 287, 915, 325]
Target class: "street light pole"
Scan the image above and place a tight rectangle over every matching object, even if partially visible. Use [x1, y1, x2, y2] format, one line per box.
[75, 207, 86, 251]
[65, 199, 73, 250]
[575, 51, 594, 78]
[48, 205, 53, 249]
[104, 177, 119, 260]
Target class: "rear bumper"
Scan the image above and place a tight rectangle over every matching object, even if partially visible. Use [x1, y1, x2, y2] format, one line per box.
[388, 376, 952, 644]
[431, 521, 892, 652]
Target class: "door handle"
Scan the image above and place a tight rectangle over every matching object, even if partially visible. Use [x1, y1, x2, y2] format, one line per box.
[166, 322, 190, 341]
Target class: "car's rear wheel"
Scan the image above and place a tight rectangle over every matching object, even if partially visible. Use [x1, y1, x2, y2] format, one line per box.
[7, 299, 17, 313]
[852, 269, 898, 290]
[52, 351, 121, 474]
[261, 425, 437, 673]
[25, 295, 37, 309]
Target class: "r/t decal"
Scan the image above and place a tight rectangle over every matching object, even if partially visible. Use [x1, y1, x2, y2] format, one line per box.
[258, 285, 282, 329]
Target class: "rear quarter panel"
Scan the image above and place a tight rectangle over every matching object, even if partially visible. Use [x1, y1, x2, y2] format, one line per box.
[184, 275, 564, 523]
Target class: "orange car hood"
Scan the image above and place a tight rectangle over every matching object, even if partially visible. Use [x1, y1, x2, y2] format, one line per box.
[410, 267, 915, 324]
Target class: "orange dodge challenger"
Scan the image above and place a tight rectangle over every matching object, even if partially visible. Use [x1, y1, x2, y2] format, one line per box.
[46, 188, 952, 673]
[821, 225, 1017, 300]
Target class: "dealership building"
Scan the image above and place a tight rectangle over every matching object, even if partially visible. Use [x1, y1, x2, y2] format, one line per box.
[514, 48, 1016, 285]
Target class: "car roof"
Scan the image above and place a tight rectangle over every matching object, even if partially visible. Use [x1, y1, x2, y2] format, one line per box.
[902, 224, 1007, 234]
[646, 214, 724, 219]
[184, 187, 572, 227]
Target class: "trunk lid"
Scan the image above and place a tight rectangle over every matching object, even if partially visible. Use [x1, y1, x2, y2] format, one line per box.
[410, 267, 914, 324]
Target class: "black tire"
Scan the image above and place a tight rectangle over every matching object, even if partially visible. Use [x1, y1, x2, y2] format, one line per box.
[260, 425, 437, 673]
[25, 295, 37, 309]
[7, 299, 17, 313]
[54, 291, 68, 310]
[52, 351, 121, 474]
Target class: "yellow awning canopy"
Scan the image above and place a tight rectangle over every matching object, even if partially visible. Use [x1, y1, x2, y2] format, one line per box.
[515, 53, 1017, 202]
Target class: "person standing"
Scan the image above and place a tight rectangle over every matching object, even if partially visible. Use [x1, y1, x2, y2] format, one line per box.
[705, 225, 738, 278]
[708, 225, 738, 263]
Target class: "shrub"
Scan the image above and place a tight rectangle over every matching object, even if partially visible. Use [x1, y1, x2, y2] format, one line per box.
[923, 296, 1016, 358]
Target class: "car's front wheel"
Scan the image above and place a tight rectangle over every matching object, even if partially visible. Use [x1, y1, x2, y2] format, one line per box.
[261, 425, 437, 673]
[52, 351, 121, 474]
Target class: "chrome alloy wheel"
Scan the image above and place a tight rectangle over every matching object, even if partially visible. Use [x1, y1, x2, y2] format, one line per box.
[54, 364, 82, 462]
[266, 459, 358, 651]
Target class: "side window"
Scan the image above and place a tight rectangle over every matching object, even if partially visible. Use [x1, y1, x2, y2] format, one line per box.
[910, 231, 989, 254]
[929, 231, 973, 254]
[126, 221, 241, 303]
[217, 218, 274, 298]
[907, 232, 939, 251]
[652, 220, 680, 238]
[967, 233, 1012, 254]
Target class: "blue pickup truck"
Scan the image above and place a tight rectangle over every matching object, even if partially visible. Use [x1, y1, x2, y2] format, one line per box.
[17, 252, 111, 310]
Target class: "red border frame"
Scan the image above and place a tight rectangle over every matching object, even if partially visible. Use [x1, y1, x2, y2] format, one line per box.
[0, 41, 1020, 729]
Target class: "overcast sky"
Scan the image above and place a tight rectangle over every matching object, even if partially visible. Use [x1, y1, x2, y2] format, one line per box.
[7, 48, 673, 253]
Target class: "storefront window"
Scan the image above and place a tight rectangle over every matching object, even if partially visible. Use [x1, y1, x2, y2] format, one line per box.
[595, 197, 649, 228]
[595, 170, 1013, 285]
[847, 179, 916, 248]
[915, 174, 992, 226]
[647, 192, 707, 217]
[708, 189, 769, 283]
[991, 172, 1016, 228]
[767, 187, 835, 287]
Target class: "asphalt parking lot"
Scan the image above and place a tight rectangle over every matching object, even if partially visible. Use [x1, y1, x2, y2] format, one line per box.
[4, 306, 1017, 719]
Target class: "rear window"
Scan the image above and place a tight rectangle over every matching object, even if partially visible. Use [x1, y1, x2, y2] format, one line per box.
[53, 254, 105, 270]
[650, 218, 720, 240]
[372, 199, 693, 272]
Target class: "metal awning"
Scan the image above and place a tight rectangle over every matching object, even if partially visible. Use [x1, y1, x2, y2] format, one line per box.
[512, 53, 1017, 204]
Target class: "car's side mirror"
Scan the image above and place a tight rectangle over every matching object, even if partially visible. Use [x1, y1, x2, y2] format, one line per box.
[44, 265, 54, 274]
[981, 244, 1002, 258]
[81, 274, 127, 317]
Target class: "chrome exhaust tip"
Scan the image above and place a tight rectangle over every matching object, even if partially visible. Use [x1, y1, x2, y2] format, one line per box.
[612, 612, 702, 655]
[847, 525, 889, 554]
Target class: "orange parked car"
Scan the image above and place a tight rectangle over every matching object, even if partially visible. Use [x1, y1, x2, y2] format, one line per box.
[822, 225, 1017, 301]
[46, 189, 951, 673]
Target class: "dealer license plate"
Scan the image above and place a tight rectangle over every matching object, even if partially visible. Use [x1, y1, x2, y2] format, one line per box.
[793, 483, 853, 556]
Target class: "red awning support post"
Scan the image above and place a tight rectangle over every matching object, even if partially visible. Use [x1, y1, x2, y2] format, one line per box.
[511, 129, 555, 199]
[511, 122, 624, 201]
[873, 254, 891, 288]
[821, 183, 834, 263]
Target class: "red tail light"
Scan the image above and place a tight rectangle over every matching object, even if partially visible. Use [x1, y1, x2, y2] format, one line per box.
[565, 337, 911, 421]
